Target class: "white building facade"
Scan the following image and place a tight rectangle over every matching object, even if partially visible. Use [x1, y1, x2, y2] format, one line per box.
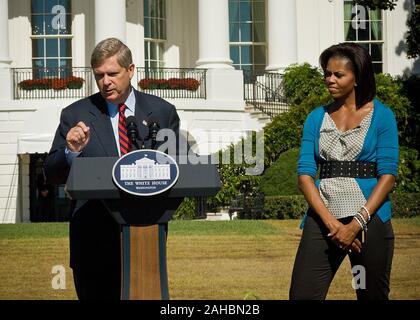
[0, 0, 417, 223]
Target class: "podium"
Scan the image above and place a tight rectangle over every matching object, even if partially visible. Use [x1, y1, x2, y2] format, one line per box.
[65, 156, 221, 300]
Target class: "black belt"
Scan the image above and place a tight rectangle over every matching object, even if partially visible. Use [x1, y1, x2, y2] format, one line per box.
[319, 161, 377, 179]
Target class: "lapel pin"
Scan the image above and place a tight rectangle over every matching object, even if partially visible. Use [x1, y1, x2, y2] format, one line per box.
[142, 120, 148, 126]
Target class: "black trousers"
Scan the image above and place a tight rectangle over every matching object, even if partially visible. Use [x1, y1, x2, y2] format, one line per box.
[289, 209, 394, 300]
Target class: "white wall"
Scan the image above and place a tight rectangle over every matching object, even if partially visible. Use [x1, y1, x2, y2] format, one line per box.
[126, 0, 145, 70]
[0, 109, 32, 223]
[72, 0, 94, 67]
[296, 0, 342, 68]
[384, 0, 419, 76]
[8, 0, 31, 67]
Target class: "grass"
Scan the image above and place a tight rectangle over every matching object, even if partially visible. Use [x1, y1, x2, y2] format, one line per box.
[0, 218, 420, 300]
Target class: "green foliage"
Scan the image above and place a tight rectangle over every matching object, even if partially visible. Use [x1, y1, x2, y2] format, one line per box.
[260, 148, 301, 196]
[401, 75, 420, 149]
[390, 193, 420, 218]
[353, 0, 397, 10]
[206, 131, 264, 209]
[209, 64, 330, 209]
[375, 73, 412, 146]
[264, 95, 331, 168]
[406, 4, 420, 59]
[281, 63, 327, 106]
[262, 193, 420, 220]
[173, 197, 197, 220]
[396, 147, 420, 193]
[207, 163, 245, 209]
[208, 65, 418, 213]
[263, 195, 308, 219]
[263, 106, 305, 167]
[264, 64, 332, 167]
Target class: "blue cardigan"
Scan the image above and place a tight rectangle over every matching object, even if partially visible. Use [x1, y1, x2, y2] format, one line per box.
[297, 99, 399, 226]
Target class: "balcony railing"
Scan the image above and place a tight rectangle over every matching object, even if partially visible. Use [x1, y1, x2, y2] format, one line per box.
[243, 71, 289, 119]
[137, 67, 206, 99]
[12, 67, 93, 100]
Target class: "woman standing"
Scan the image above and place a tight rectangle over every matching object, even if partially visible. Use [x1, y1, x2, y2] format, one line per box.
[289, 43, 399, 300]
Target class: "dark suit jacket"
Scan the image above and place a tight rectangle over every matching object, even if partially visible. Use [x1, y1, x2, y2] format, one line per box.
[45, 88, 180, 185]
[44, 88, 180, 269]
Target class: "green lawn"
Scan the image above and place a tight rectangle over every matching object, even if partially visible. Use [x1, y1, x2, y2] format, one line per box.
[0, 218, 419, 300]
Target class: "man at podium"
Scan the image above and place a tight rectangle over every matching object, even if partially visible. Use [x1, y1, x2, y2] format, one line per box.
[44, 38, 181, 300]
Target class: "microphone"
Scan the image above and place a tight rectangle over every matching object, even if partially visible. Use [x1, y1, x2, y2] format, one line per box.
[148, 116, 160, 149]
[126, 116, 140, 150]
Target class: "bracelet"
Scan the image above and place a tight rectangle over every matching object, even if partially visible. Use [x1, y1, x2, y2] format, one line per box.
[361, 206, 371, 222]
[355, 211, 367, 225]
[353, 215, 364, 230]
[354, 212, 368, 232]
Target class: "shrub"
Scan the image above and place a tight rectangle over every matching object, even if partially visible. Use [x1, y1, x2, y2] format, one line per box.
[401, 75, 420, 150]
[260, 148, 301, 196]
[263, 195, 308, 219]
[206, 162, 262, 210]
[375, 73, 412, 146]
[262, 193, 420, 220]
[235, 193, 266, 220]
[205, 129, 264, 210]
[396, 147, 420, 193]
[263, 63, 332, 167]
[406, 4, 420, 59]
[281, 63, 327, 106]
[390, 193, 420, 218]
[264, 92, 331, 168]
[173, 197, 197, 220]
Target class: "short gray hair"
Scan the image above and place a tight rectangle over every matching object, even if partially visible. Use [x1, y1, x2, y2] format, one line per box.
[91, 38, 133, 69]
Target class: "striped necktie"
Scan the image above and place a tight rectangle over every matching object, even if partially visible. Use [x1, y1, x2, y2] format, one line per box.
[118, 103, 131, 155]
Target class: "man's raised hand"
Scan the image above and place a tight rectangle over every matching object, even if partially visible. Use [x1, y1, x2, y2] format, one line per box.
[66, 121, 90, 153]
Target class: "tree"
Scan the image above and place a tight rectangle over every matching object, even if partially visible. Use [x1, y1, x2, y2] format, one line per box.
[406, 4, 420, 59]
[353, 0, 397, 10]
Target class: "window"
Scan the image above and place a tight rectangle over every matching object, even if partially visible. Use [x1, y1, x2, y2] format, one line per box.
[144, 0, 166, 69]
[229, 0, 267, 74]
[31, 0, 72, 78]
[344, 0, 383, 73]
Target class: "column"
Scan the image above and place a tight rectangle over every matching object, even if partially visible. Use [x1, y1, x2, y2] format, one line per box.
[95, 0, 127, 44]
[196, 0, 233, 69]
[0, 0, 12, 100]
[266, 0, 298, 72]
